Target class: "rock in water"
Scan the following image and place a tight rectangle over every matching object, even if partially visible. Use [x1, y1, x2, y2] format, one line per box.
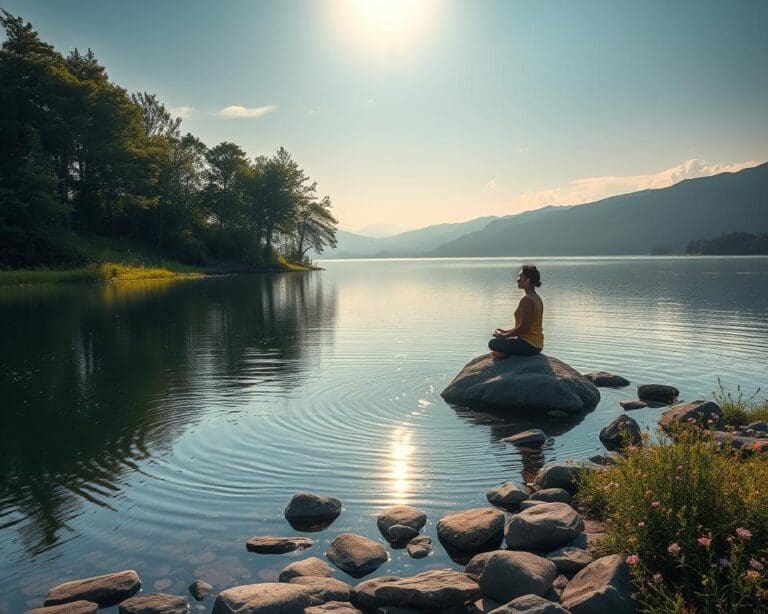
[560, 554, 635, 613]
[599, 415, 642, 451]
[584, 372, 630, 387]
[478, 551, 558, 603]
[188, 579, 213, 601]
[503, 429, 548, 446]
[326, 534, 389, 578]
[637, 384, 678, 404]
[620, 400, 647, 410]
[436, 508, 505, 560]
[28, 602, 98, 614]
[373, 569, 481, 609]
[406, 535, 432, 559]
[212, 584, 312, 614]
[376, 505, 427, 538]
[441, 354, 600, 414]
[284, 493, 342, 531]
[44, 570, 141, 608]
[118, 593, 189, 614]
[486, 482, 530, 511]
[246, 536, 315, 554]
[505, 503, 585, 551]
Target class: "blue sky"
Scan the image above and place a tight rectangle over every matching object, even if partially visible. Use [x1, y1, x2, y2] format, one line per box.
[5, 0, 768, 232]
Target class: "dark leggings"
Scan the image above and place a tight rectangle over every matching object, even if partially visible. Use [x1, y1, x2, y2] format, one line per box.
[488, 336, 542, 356]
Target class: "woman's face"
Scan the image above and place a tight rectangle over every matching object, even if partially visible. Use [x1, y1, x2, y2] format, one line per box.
[516, 270, 527, 289]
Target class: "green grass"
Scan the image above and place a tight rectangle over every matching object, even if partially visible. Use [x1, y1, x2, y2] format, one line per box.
[714, 379, 768, 426]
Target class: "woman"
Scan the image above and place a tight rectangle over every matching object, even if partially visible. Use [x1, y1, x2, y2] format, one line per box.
[489, 265, 544, 358]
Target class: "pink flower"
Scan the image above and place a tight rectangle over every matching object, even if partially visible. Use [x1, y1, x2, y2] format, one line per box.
[697, 536, 712, 547]
[750, 558, 765, 571]
[637, 521, 645, 528]
[668, 542, 681, 555]
[626, 554, 639, 565]
[651, 501, 661, 508]
[653, 573, 662, 582]
[736, 527, 752, 539]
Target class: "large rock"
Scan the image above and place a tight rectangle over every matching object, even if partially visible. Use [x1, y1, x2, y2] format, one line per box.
[376, 505, 427, 539]
[441, 354, 600, 414]
[505, 503, 584, 551]
[489, 594, 568, 613]
[326, 534, 388, 578]
[529, 488, 571, 505]
[373, 570, 481, 610]
[599, 415, 641, 451]
[28, 602, 98, 614]
[486, 482, 529, 511]
[560, 554, 635, 614]
[637, 384, 678, 404]
[288, 577, 351, 603]
[349, 576, 400, 611]
[305, 603, 361, 613]
[118, 593, 189, 614]
[436, 508, 505, 558]
[284, 493, 342, 531]
[659, 400, 725, 432]
[246, 536, 315, 554]
[584, 372, 630, 388]
[503, 429, 548, 446]
[478, 552, 558, 603]
[212, 584, 312, 614]
[279, 557, 333, 582]
[546, 546, 594, 574]
[44, 570, 141, 608]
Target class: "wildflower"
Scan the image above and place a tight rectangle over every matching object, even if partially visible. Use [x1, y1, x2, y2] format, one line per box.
[697, 536, 712, 547]
[637, 521, 645, 528]
[745, 570, 760, 582]
[736, 527, 752, 539]
[676, 464, 683, 471]
[718, 558, 730, 568]
[653, 573, 662, 582]
[668, 542, 681, 555]
[750, 558, 765, 571]
[626, 554, 639, 565]
[651, 501, 661, 508]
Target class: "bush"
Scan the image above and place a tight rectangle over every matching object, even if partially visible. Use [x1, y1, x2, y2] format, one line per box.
[714, 379, 768, 426]
[577, 429, 768, 612]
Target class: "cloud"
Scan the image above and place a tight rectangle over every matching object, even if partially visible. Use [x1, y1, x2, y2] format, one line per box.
[169, 106, 195, 120]
[515, 159, 763, 209]
[216, 105, 277, 118]
[484, 179, 497, 192]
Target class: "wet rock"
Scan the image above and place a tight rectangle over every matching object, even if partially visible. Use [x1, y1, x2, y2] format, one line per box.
[28, 602, 98, 614]
[529, 488, 571, 504]
[464, 552, 496, 580]
[377, 505, 427, 540]
[387, 524, 419, 545]
[373, 569, 481, 610]
[212, 583, 312, 614]
[350, 576, 400, 611]
[584, 372, 630, 388]
[620, 400, 647, 411]
[245, 536, 315, 554]
[188, 579, 213, 601]
[284, 493, 342, 532]
[118, 593, 189, 614]
[405, 535, 432, 559]
[486, 482, 529, 512]
[505, 503, 584, 551]
[278, 557, 333, 582]
[305, 602, 361, 613]
[503, 429, 548, 446]
[546, 547, 594, 574]
[560, 554, 635, 613]
[288, 577, 351, 603]
[327, 534, 388, 578]
[637, 384, 678, 404]
[599, 415, 642, 451]
[489, 593, 568, 613]
[659, 400, 724, 432]
[437, 508, 505, 559]
[441, 354, 600, 414]
[44, 570, 141, 608]
[478, 552, 557, 603]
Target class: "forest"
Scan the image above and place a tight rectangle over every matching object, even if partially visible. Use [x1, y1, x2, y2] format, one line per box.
[687, 232, 768, 255]
[0, 10, 337, 270]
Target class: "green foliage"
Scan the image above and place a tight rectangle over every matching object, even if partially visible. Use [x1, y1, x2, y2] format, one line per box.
[714, 380, 768, 426]
[577, 429, 768, 612]
[687, 232, 768, 256]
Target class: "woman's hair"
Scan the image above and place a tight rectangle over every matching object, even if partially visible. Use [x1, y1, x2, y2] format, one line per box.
[520, 265, 542, 287]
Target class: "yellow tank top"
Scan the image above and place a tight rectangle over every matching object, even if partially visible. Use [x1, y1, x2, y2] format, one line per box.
[515, 295, 544, 349]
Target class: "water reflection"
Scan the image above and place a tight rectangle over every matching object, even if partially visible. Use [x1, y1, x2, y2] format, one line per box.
[388, 427, 414, 503]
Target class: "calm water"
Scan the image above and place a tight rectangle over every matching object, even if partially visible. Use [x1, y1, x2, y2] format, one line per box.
[1, 257, 767, 612]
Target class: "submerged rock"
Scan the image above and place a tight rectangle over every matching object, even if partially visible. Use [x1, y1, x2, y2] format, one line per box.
[637, 384, 678, 404]
[599, 415, 641, 451]
[44, 570, 141, 608]
[560, 554, 635, 613]
[441, 354, 600, 414]
[246, 536, 315, 554]
[212, 583, 312, 614]
[478, 552, 558, 603]
[584, 372, 630, 388]
[326, 534, 388, 578]
[503, 429, 548, 446]
[436, 508, 505, 560]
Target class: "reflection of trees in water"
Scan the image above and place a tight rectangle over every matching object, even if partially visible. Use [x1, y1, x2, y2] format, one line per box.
[0, 273, 336, 554]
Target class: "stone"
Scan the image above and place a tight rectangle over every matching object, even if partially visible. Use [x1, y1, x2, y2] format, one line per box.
[529, 488, 571, 504]
[560, 554, 635, 613]
[531, 464, 582, 494]
[489, 593, 568, 613]
[373, 570, 481, 610]
[599, 415, 642, 451]
[350, 576, 400, 611]
[405, 535, 432, 559]
[376, 505, 427, 539]
[503, 429, 548, 446]
[387, 524, 419, 545]
[546, 547, 594, 574]
[620, 400, 647, 411]
[546, 574, 569, 601]
[284, 493, 342, 531]
[246, 536, 315, 554]
[278, 557, 333, 582]
[441, 354, 600, 414]
[637, 384, 678, 404]
[713, 431, 768, 455]
[588, 452, 620, 466]
[659, 400, 725, 432]
[584, 372, 630, 388]
[326, 534, 388, 578]
[305, 603, 361, 613]
[464, 551, 495, 580]
[118, 593, 189, 614]
[478, 552, 558, 603]
[44, 570, 141, 608]
[212, 583, 312, 614]
[505, 503, 584, 551]
[486, 481, 529, 511]
[436, 508, 505, 558]
[28, 602, 98, 614]
[288, 577, 351, 603]
[188, 579, 213, 601]
[519, 500, 547, 510]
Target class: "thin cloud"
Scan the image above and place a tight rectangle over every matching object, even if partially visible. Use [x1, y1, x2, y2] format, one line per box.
[169, 106, 195, 120]
[216, 105, 277, 118]
[516, 159, 763, 209]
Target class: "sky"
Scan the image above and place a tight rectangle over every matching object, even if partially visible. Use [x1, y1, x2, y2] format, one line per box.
[5, 0, 768, 233]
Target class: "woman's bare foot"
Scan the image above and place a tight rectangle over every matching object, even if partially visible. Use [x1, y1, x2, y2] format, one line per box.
[491, 351, 508, 360]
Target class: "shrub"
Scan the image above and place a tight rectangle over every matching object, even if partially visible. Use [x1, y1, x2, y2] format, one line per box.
[714, 379, 768, 426]
[577, 429, 768, 612]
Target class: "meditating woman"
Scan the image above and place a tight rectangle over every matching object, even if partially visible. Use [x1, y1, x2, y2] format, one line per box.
[489, 265, 544, 358]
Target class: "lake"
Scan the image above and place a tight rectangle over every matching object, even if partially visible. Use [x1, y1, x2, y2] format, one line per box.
[1, 257, 767, 612]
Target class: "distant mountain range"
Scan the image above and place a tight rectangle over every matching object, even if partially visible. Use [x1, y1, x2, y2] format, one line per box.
[322, 162, 768, 258]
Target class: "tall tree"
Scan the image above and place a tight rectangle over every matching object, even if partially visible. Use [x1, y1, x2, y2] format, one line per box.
[291, 196, 338, 262]
[204, 142, 247, 259]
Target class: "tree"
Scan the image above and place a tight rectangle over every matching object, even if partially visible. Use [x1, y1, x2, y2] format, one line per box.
[204, 142, 247, 259]
[291, 196, 338, 262]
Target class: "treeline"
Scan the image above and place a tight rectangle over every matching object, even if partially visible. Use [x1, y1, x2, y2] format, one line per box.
[686, 232, 768, 255]
[0, 11, 337, 268]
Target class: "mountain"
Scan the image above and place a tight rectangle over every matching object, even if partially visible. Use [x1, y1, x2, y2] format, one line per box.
[430, 163, 768, 257]
[354, 223, 403, 237]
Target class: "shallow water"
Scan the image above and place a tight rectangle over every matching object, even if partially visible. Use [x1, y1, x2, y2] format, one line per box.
[1, 257, 767, 612]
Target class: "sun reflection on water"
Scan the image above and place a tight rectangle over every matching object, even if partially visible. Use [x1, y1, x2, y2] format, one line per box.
[388, 427, 415, 503]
